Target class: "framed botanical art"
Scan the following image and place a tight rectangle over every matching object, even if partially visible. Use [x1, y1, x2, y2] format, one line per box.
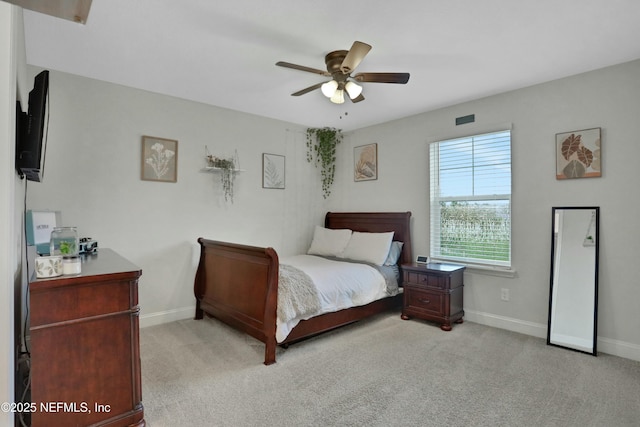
[556, 128, 601, 179]
[141, 136, 178, 182]
[262, 153, 285, 189]
[354, 143, 377, 181]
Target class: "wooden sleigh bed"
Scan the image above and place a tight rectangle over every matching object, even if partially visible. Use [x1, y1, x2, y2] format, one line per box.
[194, 211, 412, 365]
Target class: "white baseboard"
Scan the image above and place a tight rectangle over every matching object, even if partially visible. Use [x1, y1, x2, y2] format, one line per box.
[597, 336, 640, 362]
[464, 309, 640, 362]
[464, 309, 547, 339]
[140, 306, 194, 328]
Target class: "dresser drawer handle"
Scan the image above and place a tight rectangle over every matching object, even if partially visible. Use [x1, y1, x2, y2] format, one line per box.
[418, 298, 431, 304]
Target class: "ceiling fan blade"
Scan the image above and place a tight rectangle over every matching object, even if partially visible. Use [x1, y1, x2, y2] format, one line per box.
[340, 41, 372, 74]
[353, 72, 410, 84]
[276, 61, 330, 76]
[291, 82, 324, 96]
[350, 93, 365, 103]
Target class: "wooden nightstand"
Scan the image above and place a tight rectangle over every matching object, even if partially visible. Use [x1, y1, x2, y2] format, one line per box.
[401, 262, 465, 331]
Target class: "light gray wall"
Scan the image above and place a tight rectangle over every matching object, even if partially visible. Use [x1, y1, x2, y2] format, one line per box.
[25, 68, 329, 326]
[0, 3, 15, 419]
[1, 2, 28, 422]
[338, 59, 640, 360]
[22, 59, 640, 361]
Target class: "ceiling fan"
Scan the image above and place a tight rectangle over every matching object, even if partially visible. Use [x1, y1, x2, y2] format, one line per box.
[276, 41, 410, 104]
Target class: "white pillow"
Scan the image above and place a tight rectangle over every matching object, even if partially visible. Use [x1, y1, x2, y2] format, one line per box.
[341, 231, 395, 266]
[307, 226, 352, 257]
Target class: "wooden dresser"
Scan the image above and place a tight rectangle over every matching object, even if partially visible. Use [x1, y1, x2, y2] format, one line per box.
[401, 263, 465, 331]
[29, 249, 145, 427]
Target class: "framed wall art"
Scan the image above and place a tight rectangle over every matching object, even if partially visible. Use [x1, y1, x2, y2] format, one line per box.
[354, 143, 377, 181]
[262, 153, 285, 189]
[141, 136, 178, 182]
[556, 128, 601, 179]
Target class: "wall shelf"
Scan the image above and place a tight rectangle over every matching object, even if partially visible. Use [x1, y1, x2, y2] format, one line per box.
[202, 167, 245, 172]
[202, 148, 241, 202]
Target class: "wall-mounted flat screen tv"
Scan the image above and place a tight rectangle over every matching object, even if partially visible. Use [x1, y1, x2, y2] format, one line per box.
[16, 70, 49, 182]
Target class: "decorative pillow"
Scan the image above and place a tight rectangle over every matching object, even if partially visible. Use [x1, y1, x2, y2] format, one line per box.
[341, 231, 395, 266]
[384, 241, 404, 266]
[307, 226, 352, 257]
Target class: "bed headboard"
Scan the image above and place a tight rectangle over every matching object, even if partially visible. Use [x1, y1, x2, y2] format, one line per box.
[325, 212, 413, 265]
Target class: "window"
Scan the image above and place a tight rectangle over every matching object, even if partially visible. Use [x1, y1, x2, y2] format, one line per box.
[429, 129, 512, 268]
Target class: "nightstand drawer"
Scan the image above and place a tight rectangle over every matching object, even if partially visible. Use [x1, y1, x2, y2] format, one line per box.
[406, 271, 447, 289]
[404, 287, 445, 316]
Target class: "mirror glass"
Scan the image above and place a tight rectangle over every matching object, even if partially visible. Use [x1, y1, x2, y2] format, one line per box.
[547, 207, 599, 355]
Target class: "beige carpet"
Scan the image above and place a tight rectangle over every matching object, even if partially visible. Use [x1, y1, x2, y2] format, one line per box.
[140, 313, 640, 426]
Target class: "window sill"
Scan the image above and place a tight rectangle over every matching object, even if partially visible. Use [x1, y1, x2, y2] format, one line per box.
[464, 264, 517, 278]
[430, 259, 517, 278]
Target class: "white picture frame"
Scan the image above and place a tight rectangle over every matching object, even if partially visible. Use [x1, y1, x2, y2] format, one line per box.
[262, 153, 285, 189]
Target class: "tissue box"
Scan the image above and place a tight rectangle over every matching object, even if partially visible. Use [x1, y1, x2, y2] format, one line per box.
[35, 255, 63, 278]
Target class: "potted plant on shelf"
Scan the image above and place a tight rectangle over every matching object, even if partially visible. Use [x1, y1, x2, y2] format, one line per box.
[205, 147, 239, 202]
[306, 127, 343, 198]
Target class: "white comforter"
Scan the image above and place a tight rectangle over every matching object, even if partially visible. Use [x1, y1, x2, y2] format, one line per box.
[276, 254, 389, 343]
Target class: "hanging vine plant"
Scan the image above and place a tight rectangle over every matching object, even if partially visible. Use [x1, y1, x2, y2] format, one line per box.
[306, 127, 343, 198]
[205, 146, 239, 203]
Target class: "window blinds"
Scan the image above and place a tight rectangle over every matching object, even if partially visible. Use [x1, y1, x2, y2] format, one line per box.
[429, 130, 512, 267]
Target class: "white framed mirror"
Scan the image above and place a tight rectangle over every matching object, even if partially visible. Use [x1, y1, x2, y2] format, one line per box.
[547, 207, 599, 355]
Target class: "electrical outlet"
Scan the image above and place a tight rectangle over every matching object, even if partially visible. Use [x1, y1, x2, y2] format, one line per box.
[500, 288, 510, 301]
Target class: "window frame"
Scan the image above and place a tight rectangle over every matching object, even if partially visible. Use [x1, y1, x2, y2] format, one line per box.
[429, 128, 513, 269]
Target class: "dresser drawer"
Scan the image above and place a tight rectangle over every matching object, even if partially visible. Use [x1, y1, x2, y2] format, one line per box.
[406, 271, 447, 289]
[30, 280, 134, 327]
[404, 287, 445, 316]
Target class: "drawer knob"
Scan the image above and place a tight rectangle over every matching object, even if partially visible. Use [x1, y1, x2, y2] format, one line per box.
[418, 298, 431, 304]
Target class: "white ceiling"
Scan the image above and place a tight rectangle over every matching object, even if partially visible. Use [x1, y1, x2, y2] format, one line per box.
[20, 0, 640, 131]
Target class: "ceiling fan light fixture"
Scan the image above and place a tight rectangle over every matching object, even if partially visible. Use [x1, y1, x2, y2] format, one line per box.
[276, 40, 409, 104]
[321, 80, 338, 97]
[330, 89, 345, 104]
[345, 81, 363, 99]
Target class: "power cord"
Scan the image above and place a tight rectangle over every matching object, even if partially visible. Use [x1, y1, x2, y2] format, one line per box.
[18, 178, 31, 427]
[16, 356, 30, 427]
[21, 177, 30, 357]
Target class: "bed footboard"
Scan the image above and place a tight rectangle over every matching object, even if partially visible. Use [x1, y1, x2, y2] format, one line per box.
[194, 238, 279, 365]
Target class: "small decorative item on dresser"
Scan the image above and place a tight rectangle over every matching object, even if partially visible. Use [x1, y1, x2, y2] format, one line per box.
[50, 226, 79, 258]
[62, 256, 81, 275]
[35, 255, 63, 278]
[401, 262, 465, 331]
